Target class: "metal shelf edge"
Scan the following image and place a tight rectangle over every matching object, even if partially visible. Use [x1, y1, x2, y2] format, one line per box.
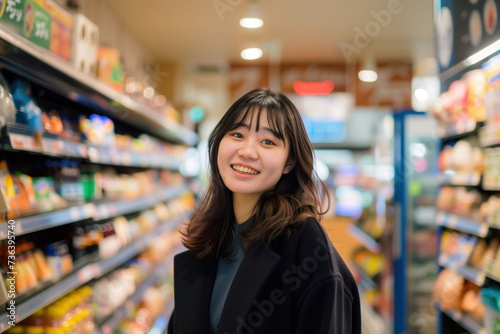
[0, 183, 189, 240]
[0, 211, 188, 330]
[348, 224, 381, 253]
[0, 27, 197, 146]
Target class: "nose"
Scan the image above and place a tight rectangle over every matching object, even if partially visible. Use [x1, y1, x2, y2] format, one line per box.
[238, 140, 258, 160]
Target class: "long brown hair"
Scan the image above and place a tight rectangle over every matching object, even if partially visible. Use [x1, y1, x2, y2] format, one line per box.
[182, 88, 330, 259]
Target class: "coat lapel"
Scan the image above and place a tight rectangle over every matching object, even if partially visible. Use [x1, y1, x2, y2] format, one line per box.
[217, 242, 281, 333]
[173, 250, 217, 333]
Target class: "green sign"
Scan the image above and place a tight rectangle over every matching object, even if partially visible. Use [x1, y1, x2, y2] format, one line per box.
[0, 0, 52, 51]
[25, 1, 50, 48]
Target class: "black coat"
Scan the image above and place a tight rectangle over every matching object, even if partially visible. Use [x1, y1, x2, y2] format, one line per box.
[168, 218, 361, 334]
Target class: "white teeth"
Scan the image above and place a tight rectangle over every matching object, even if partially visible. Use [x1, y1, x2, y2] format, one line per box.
[232, 165, 259, 174]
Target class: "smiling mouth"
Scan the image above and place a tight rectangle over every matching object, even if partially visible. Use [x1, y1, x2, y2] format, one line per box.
[232, 165, 260, 175]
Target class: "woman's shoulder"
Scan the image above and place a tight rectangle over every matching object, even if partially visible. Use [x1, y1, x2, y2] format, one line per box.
[281, 217, 358, 284]
[274, 217, 330, 254]
[286, 216, 329, 243]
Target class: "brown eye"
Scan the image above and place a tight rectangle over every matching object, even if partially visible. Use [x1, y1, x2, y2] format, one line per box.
[232, 133, 243, 139]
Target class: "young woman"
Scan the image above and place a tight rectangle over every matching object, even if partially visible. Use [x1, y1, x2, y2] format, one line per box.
[168, 88, 361, 334]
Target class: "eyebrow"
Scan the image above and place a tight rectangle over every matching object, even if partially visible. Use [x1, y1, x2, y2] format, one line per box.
[233, 122, 282, 140]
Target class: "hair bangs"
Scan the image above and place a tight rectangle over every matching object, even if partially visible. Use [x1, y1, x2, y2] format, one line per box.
[264, 103, 286, 143]
[229, 102, 286, 143]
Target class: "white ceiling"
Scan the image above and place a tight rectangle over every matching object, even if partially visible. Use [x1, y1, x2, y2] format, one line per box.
[102, 0, 436, 70]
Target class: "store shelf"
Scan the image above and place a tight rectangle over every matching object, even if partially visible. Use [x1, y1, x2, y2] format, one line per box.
[94, 245, 183, 334]
[351, 262, 377, 291]
[0, 27, 197, 146]
[0, 211, 190, 332]
[88, 146, 181, 170]
[1, 123, 183, 170]
[484, 259, 500, 283]
[148, 298, 175, 334]
[486, 210, 500, 230]
[435, 211, 489, 237]
[360, 303, 387, 334]
[3, 129, 88, 158]
[0, 183, 189, 240]
[482, 172, 500, 191]
[438, 254, 486, 286]
[439, 120, 479, 141]
[479, 124, 500, 147]
[439, 171, 481, 186]
[348, 224, 381, 253]
[438, 306, 486, 334]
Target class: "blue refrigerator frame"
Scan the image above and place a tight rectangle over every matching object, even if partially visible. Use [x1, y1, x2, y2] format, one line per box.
[392, 110, 440, 334]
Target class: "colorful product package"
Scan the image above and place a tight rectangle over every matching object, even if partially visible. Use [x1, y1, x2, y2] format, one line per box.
[482, 55, 500, 125]
[96, 46, 124, 91]
[10, 78, 43, 133]
[0, 72, 16, 127]
[0, 0, 73, 61]
[0, 160, 15, 213]
[79, 114, 115, 146]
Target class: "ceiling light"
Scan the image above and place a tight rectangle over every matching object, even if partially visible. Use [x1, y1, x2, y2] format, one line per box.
[240, 18, 263, 29]
[241, 47, 263, 60]
[358, 70, 378, 82]
[240, 1, 263, 29]
[414, 88, 429, 101]
[358, 56, 378, 82]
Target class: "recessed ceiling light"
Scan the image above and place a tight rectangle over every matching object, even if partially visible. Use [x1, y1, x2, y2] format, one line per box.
[241, 48, 263, 60]
[240, 1, 263, 29]
[240, 18, 263, 29]
[358, 70, 378, 82]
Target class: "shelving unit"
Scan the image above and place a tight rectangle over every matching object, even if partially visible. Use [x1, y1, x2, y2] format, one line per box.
[438, 254, 486, 286]
[439, 171, 482, 186]
[347, 223, 381, 253]
[1, 123, 183, 170]
[0, 184, 188, 239]
[0, 21, 196, 334]
[429, 2, 500, 327]
[0, 27, 197, 147]
[433, 122, 492, 333]
[435, 211, 489, 238]
[94, 244, 185, 334]
[438, 306, 486, 334]
[147, 298, 175, 334]
[0, 211, 190, 331]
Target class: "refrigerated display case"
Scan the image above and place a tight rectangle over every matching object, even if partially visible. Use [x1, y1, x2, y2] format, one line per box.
[393, 111, 440, 334]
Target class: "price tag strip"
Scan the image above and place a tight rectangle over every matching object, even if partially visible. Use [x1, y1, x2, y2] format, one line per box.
[9, 133, 41, 152]
[41, 138, 65, 156]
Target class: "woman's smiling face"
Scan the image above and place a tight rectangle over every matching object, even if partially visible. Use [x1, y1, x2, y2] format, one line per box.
[217, 108, 293, 204]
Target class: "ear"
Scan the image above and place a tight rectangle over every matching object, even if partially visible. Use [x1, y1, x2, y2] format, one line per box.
[283, 158, 295, 174]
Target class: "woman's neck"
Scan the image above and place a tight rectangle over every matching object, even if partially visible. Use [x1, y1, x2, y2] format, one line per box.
[232, 193, 259, 224]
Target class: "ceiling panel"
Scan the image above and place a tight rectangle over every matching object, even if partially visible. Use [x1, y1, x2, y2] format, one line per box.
[102, 0, 435, 67]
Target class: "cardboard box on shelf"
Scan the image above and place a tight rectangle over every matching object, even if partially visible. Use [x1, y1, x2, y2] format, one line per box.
[71, 13, 99, 75]
[97, 46, 124, 91]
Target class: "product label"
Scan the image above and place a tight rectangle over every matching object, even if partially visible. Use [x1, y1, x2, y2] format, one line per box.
[0, 0, 72, 60]
[0, 0, 24, 33]
[25, 0, 50, 48]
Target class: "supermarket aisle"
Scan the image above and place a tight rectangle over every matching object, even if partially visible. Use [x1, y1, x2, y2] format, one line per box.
[322, 217, 362, 271]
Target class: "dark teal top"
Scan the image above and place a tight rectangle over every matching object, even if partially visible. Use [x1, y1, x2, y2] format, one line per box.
[209, 222, 246, 334]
